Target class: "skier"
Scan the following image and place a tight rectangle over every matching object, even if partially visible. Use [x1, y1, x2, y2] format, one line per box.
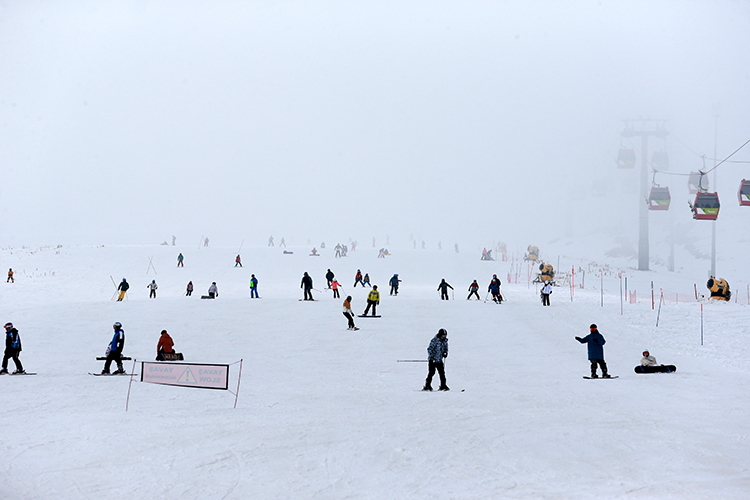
[541, 282, 552, 306]
[362, 273, 371, 287]
[249, 274, 259, 298]
[156, 330, 175, 361]
[389, 274, 401, 296]
[325, 269, 335, 288]
[6, 268, 13, 283]
[423, 329, 449, 391]
[268, 235, 274, 247]
[575, 324, 610, 378]
[177, 253, 184, 267]
[363, 285, 380, 316]
[437, 279, 453, 300]
[147, 279, 158, 299]
[354, 270, 364, 287]
[301, 272, 314, 301]
[488, 275, 503, 303]
[117, 278, 129, 301]
[343, 296, 358, 330]
[203, 237, 209, 247]
[280, 237, 286, 247]
[235, 255, 242, 267]
[334, 244, 342, 258]
[330, 279, 342, 299]
[1, 323, 24, 374]
[101, 322, 126, 374]
[467, 280, 480, 300]
[186, 281, 194, 296]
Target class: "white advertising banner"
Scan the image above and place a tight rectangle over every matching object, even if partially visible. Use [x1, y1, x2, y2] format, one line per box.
[140, 362, 229, 390]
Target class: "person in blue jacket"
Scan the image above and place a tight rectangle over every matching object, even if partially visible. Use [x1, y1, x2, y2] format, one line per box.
[249, 274, 259, 298]
[389, 274, 401, 296]
[102, 322, 126, 374]
[423, 329, 449, 391]
[575, 324, 610, 378]
[1, 322, 24, 374]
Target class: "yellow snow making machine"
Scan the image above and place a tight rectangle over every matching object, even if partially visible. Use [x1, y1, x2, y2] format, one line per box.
[524, 245, 540, 262]
[706, 277, 731, 301]
[533, 262, 555, 284]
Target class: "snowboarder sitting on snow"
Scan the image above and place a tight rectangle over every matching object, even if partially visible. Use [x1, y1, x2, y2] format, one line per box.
[575, 324, 610, 378]
[1, 322, 24, 375]
[423, 329, 449, 391]
[640, 350, 658, 366]
[156, 330, 182, 361]
[102, 322, 126, 374]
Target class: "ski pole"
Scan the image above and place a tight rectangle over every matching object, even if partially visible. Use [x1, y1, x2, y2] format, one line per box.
[397, 360, 428, 362]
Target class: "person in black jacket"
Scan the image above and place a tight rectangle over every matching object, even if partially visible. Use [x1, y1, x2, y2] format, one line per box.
[1, 322, 24, 374]
[437, 279, 454, 300]
[301, 272, 314, 301]
[117, 278, 129, 301]
[423, 329, 449, 391]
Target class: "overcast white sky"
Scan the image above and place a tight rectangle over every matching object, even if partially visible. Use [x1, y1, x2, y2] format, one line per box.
[1, 1, 749, 248]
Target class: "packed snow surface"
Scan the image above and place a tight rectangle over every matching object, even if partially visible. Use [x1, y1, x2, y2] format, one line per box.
[1, 243, 748, 499]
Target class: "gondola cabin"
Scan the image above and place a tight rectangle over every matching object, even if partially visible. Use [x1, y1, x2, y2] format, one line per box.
[648, 186, 671, 211]
[688, 172, 709, 194]
[617, 148, 636, 169]
[652, 151, 670, 171]
[691, 192, 720, 220]
[738, 179, 750, 206]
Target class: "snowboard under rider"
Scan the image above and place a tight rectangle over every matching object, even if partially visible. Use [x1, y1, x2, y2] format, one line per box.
[363, 286, 380, 316]
[301, 272, 313, 301]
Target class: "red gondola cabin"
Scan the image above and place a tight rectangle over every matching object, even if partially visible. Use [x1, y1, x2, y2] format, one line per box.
[691, 192, 720, 220]
[738, 179, 750, 206]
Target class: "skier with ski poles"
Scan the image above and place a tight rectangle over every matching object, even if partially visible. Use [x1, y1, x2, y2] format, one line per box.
[467, 280, 480, 300]
[488, 275, 503, 303]
[437, 279, 453, 300]
[422, 329, 449, 391]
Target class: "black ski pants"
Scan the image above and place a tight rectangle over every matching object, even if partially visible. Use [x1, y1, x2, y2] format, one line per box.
[103, 351, 124, 373]
[590, 359, 608, 376]
[467, 290, 480, 300]
[364, 300, 377, 316]
[425, 360, 446, 389]
[343, 312, 355, 329]
[2, 348, 23, 372]
[303, 288, 313, 300]
[541, 293, 550, 306]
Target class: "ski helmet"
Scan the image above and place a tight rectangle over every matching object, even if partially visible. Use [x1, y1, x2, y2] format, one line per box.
[438, 328, 447, 337]
[4, 322, 12, 330]
[643, 351, 650, 356]
[113, 322, 122, 328]
[590, 324, 597, 330]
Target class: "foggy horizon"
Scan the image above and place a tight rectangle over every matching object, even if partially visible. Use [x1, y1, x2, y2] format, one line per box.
[2, 1, 749, 252]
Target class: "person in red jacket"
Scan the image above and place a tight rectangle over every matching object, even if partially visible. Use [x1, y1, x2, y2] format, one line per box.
[156, 330, 175, 361]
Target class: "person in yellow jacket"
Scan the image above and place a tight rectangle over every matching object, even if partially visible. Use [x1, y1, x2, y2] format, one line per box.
[363, 285, 380, 316]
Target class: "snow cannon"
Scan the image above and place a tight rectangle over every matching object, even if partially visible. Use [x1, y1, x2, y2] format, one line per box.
[538, 263, 555, 283]
[706, 277, 731, 301]
[524, 245, 540, 262]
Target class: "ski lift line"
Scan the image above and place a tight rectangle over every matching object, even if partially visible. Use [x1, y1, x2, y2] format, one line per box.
[631, 137, 750, 179]
[670, 134, 750, 173]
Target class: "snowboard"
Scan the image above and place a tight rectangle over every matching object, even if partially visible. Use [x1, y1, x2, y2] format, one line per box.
[358, 315, 381, 318]
[634, 365, 676, 374]
[96, 356, 132, 361]
[0, 372, 36, 375]
[89, 372, 136, 377]
[583, 376, 619, 379]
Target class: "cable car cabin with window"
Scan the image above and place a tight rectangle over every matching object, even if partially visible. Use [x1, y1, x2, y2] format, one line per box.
[648, 186, 671, 211]
[616, 148, 636, 169]
[739, 179, 750, 206]
[689, 192, 720, 220]
[688, 172, 709, 194]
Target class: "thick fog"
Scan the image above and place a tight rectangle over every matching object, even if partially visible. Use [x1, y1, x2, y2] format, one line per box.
[2, 1, 749, 249]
